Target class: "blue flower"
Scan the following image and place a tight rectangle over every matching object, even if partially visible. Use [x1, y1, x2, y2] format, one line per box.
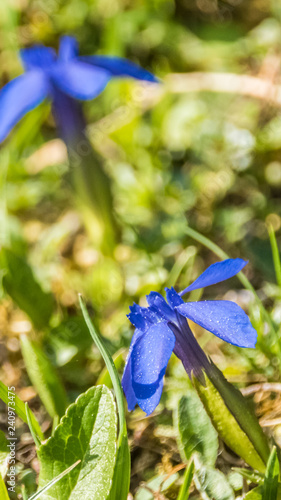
[122, 258, 257, 415]
[0, 35, 158, 143]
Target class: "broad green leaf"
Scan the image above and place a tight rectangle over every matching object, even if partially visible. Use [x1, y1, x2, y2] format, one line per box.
[79, 296, 130, 500]
[194, 459, 235, 500]
[1, 248, 54, 329]
[0, 431, 9, 477]
[177, 460, 194, 500]
[38, 385, 117, 500]
[29, 460, 80, 500]
[0, 473, 9, 500]
[175, 391, 218, 466]
[20, 335, 68, 419]
[194, 368, 268, 472]
[263, 446, 280, 500]
[0, 381, 44, 441]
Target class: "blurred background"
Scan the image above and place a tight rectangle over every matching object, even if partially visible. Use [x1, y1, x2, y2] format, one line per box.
[1, 0, 281, 497]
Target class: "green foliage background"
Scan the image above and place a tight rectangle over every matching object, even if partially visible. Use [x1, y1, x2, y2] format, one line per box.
[1, 0, 281, 497]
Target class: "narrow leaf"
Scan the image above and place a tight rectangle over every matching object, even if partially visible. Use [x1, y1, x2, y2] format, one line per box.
[0, 381, 44, 441]
[20, 335, 68, 419]
[268, 225, 281, 288]
[21, 485, 28, 500]
[28, 460, 80, 500]
[1, 248, 54, 329]
[207, 363, 270, 466]
[245, 485, 281, 500]
[232, 468, 263, 485]
[96, 348, 126, 388]
[175, 392, 218, 466]
[0, 431, 9, 478]
[177, 460, 194, 500]
[79, 296, 130, 500]
[0, 473, 9, 500]
[38, 385, 117, 500]
[135, 472, 179, 500]
[25, 403, 41, 447]
[194, 369, 268, 472]
[263, 446, 280, 500]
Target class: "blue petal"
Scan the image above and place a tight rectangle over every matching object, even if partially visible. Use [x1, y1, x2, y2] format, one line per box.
[81, 55, 158, 82]
[180, 258, 247, 296]
[122, 328, 144, 412]
[20, 46, 56, 71]
[50, 61, 111, 100]
[0, 71, 49, 143]
[146, 291, 176, 322]
[131, 321, 175, 415]
[58, 36, 79, 62]
[165, 287, 184, 308]
[128, 302, 163, 330]
[176, 300, 257, 348]
[127, 312, 148, 330]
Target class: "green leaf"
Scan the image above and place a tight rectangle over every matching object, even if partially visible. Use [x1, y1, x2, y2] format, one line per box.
[135, 472, 179, 500]
[194, 366, 269, 472]
[38, 385, 117, 500]
[0, 381, 44, 441]
[0, 473, 9, 500]
[29, 460, 80, 500]
[1, 248, 54, 329]
[25, 403, 41, 447]
[232, 468, 263, 485]
[175, 391, 218, 466]
[194, 461, 235, 500]
[79, 296, 130, 500]
[177, 460, 194, 500]
[20, 335, 68, 419]
[263, 446, 280, 500]
[96, 348, 126, 388]
[268, 225, 281, 288]
[0, 431, 9, 478]
[245, 486, 281, 500]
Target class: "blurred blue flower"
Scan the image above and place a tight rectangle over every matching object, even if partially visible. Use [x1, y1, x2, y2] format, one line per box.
[0, 36, 158, 143]
[122, 258, 257, 415]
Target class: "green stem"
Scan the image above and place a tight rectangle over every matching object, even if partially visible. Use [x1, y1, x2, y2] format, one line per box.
[268, 224, 281, 288]
[79, 295, 130, 499]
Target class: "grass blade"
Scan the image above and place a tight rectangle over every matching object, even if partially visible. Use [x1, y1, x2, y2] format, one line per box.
[79, 295, 130, 500]
[20, 335, 68, 419]
[25, 403, 41, 447]
[268, 225, 281, 288]
[177, 460, 194, 500]
[262, 446, 279, 500]
[0, 381, 44, 441]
